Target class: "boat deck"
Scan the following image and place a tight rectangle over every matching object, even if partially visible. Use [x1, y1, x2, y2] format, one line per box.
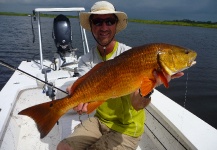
[1, 60, 217, 150]
[2, 88, 158, 150]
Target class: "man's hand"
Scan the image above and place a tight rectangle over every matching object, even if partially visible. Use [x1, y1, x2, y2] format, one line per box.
[154, 71, 184, 87]
[131, 71, 184, 110]
[66, 85, 88, 115]
[130, 90, 151, 111]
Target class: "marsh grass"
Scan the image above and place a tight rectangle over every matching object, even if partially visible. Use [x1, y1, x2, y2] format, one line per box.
[129, 19, 217, 29]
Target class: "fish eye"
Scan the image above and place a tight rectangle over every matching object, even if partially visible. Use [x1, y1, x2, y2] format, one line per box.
[185, 50, 189, 54]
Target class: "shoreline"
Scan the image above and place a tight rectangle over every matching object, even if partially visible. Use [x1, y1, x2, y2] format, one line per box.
[129, 19, 217, 29]
[1, 12, 217, 29]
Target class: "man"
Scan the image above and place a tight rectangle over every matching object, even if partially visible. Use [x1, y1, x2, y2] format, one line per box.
[57, 1, 183, 150]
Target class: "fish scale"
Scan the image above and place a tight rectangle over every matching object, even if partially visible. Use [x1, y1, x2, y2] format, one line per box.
[18, 43, 197, 138]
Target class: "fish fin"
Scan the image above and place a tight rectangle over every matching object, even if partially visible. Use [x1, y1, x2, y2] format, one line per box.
[87, 101, 105, 114]
[156, 70, 169, 88]
[140, 77, 155, 96]
[18, 100, 66, 139]
[70, 62, 104, 93]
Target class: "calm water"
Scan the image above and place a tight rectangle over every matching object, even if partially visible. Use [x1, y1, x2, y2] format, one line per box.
[0, 16, 217, 129]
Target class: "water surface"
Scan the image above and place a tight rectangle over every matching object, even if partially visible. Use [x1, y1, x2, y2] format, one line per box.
[0, 15, 217, 129]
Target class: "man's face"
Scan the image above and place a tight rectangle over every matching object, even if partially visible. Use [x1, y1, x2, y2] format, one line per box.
[90, 14, 117, 46]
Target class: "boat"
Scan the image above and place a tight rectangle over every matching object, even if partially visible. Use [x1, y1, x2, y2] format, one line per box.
[1, 7, 217, 150]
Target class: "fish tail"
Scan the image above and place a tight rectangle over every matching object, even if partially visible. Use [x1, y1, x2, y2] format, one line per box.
[18, 100, 66, 138]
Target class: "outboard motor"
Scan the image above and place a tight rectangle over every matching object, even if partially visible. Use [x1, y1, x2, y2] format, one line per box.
[53, 14, 72, 53]
[52, 14, 78, 71]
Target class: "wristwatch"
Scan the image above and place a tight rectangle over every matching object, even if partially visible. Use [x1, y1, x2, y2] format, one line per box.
[139, 89, 154, 98]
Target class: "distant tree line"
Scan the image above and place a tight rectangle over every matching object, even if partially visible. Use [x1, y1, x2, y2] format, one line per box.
[171, 19, 217, 25]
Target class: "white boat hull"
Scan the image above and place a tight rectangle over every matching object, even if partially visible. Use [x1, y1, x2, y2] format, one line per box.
[1, 61, 217, 150]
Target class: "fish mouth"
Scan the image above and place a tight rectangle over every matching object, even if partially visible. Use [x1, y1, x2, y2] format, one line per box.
[170, 60, 197, 76]
[190, 61, 197, 67]
[181, 60, 197, 71]
[179, 60, 197, 73]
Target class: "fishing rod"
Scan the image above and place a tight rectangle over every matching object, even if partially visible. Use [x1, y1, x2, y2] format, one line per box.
[0, 60, 69, 95]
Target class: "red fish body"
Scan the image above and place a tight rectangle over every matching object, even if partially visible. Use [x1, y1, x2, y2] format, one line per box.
[19, 43, 197, 138]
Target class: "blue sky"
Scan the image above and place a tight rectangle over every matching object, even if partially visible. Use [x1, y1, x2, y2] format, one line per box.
[0, 0, 217, 22]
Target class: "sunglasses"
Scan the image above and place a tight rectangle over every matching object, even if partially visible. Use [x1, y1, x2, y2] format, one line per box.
[91, 18, 118, 26]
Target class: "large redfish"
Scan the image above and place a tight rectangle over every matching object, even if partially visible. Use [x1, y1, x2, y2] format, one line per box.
[18, 43, 197, 138]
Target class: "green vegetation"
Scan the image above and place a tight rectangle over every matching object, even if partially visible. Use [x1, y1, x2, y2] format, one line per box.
[0, 12, 78, 18]
[129, 19, 217, 29]
[0, 12, 29, 17]
[1, 12, 216, 29]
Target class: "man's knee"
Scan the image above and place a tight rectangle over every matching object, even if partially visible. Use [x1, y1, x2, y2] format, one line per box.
[56, 141, 73, 150]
